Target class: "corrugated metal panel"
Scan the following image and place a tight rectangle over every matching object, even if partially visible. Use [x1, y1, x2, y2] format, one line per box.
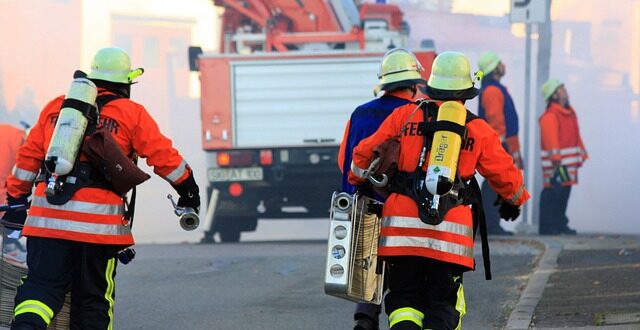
[231, 57, 379, 148]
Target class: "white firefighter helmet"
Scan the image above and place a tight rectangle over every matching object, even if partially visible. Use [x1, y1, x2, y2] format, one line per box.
[542, 79, 563, 101]
[478, 51, 501, 75]
[374, 48, 426, 95]
[423, 51, 479, 100]
[87, 47, 144, 84]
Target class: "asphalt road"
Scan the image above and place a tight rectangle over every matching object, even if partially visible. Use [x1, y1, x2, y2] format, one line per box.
[113, 239, 542, 330]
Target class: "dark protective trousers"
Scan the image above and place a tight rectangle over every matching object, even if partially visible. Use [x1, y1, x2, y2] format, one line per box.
[539, 181, 572, 234]
[480, 179, 502, 233]
[384, 257, 465, 330]
[355, 301, 382, 321]
[12, 236, 119, 330]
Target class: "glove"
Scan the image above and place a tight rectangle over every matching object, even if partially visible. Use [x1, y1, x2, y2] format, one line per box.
[172, 172, 201, 214]
[1, 194, 29, 230]
[553, 165, 570, 184]
[494, 196, 520, 221]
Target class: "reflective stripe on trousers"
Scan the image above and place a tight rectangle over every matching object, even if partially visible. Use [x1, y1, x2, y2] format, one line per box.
[453, 276, 466, 330]
[389, 307, 424, 328]
[105, 257, 116, 330]
[391, 277, 466, 330]
[14, 300, 55, 326]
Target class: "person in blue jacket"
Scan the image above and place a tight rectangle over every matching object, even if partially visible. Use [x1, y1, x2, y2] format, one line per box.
[337, 48, 426, 330]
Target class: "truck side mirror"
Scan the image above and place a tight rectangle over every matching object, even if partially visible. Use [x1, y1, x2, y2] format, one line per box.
[188, 46, 203, 72]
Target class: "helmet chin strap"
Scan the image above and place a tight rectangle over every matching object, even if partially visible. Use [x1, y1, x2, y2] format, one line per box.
[91, 79, 131, 99]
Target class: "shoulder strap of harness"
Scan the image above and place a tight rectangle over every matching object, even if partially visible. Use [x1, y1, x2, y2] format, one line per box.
[418, 103, 478, 153]
[468, 176, 491, 280]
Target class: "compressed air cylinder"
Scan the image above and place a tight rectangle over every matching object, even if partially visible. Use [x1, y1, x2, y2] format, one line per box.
[44, 78, 98, 176]
[425, 101, 467, 196]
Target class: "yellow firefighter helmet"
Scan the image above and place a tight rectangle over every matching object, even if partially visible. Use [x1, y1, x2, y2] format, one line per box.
[87, 47, 144, 84]
[423, 51, 479, 100]
[542, 79, 563, 101]
[478, 51, 501, 75]
[374, 48, 426, 95]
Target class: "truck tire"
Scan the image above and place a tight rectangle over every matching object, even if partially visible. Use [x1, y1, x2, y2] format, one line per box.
[219, 226, 241, 243]
[200, 230, 216, 244]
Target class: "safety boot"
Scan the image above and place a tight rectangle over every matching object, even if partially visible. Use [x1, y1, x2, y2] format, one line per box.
[354, 315, 379, 330]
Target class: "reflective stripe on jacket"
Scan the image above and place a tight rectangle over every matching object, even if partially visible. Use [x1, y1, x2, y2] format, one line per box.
[6, 91, 191, 245]
[349, 102, 530, 269]
[539, 102, 587, 187]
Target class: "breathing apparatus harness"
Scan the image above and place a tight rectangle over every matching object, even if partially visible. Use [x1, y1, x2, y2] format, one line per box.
[388, 100, 493, 279]
[38, 92, 124, 205]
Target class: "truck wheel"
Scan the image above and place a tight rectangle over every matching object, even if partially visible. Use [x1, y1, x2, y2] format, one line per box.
[200, 231, 215, 244]
[219, 227, 241, 243]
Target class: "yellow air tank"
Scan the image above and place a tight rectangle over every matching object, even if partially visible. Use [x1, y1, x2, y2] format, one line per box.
[424, 101, 467, 214]
[44, 77, 98, 195]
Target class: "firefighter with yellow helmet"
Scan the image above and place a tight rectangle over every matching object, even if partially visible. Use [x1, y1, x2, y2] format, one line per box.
[477, 51, 523, 235]
[1, 47, 201, 329]
[349, 51, 529, 330]
[338, 48, 426, 330]
[538, 79, 587, 235]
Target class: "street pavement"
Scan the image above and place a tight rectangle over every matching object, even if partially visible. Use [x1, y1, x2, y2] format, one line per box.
[522, 234, 640, 330]
[1, 234, 639, 329]
[110, 239, 539, 330]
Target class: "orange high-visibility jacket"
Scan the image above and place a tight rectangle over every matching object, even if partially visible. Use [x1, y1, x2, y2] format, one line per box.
[349, 102, 529, 269]
[0, 124, 25, 210]
[539, 102, 587, 187]
[480, 85, 521, 158]
[6, 91, 192, 246]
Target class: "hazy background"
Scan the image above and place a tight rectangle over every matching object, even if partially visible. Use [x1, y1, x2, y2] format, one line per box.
[1, 0, 638, 243]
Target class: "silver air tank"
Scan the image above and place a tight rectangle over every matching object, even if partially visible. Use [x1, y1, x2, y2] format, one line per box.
[44, 78, 98, 196]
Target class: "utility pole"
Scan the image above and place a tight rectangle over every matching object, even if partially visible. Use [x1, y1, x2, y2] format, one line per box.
[531, 0, 552, 232]
[521, 22, 533, 232]
[509, 0, 552, 234]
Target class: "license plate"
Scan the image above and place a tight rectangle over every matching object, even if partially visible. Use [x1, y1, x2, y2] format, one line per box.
[208, 167, 264, 182]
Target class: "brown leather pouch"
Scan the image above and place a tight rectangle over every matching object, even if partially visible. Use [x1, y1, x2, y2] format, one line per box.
[369, 138, 400, 197]
[82, 128, 150, 195]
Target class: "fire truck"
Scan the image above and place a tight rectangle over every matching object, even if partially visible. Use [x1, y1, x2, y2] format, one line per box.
[191, 0, 436, 242]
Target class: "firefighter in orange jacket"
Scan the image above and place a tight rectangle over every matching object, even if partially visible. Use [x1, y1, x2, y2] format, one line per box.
[339, 48, 426, 330]
[350, 52, 530, 330]
[538, 79, 587, 235]
[1, 47, 201, 330]
[477, 51, 523, 235]
[0, 124, 26, 213]
[0, 123, 27, 258]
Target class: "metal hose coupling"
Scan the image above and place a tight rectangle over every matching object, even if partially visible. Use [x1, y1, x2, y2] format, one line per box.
[167, 194, 200, 231]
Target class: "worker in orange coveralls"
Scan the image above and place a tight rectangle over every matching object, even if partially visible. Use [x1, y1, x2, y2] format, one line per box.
[538, 79, 587, 235]
[349, 51, 530, 330]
